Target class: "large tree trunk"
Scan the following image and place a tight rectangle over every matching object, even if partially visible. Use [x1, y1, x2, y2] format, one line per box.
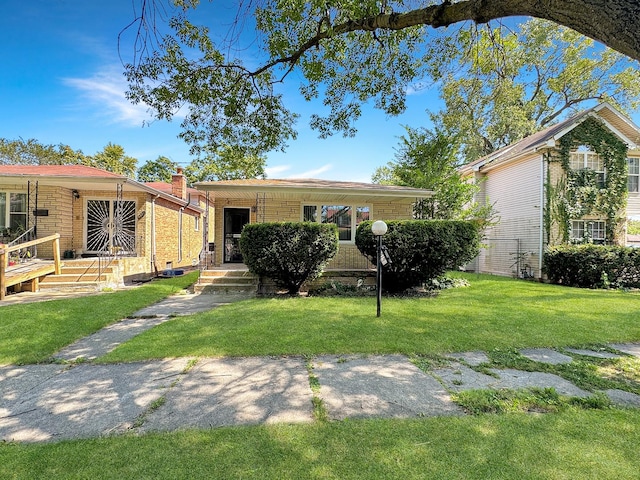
[332, 0, 640, 63]
[439, 0, 640, 63]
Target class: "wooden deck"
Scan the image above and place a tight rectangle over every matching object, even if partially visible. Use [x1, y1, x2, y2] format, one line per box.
[4, 260, 57, 289]
[0, 233, 62, 300]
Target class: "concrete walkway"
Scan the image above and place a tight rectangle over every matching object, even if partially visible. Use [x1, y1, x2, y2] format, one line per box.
[1, 291, 640, 443]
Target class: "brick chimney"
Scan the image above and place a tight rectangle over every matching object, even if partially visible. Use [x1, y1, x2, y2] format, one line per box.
[171, 167, 187, 200]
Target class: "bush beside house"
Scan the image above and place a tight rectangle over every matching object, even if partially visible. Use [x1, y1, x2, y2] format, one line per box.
[239, 222, 338, 294]
[355, 220, 480, 292]
[544, 244, 640, 289]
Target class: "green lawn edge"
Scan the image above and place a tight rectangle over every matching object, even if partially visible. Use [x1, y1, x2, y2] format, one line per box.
[1, 409, 639, 479]
[0, 271, 198, 365]
[101, 273, 640, 362]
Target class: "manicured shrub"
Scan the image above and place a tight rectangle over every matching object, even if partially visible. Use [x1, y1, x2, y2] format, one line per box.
[239, 222, 338, 294]
[355, 220, 480, 293]
[544, 244, 640, 289]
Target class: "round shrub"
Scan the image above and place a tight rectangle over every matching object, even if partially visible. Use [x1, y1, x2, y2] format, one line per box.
[239, 222, 338, 294]
[355, 220, 480, 293]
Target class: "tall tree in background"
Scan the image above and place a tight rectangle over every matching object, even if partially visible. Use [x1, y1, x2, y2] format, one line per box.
[123, 1, 640, 157]
[0, 138, 87, 165]
[428, 19, 640, 161]
[373, 127, 493, 222]
[87, 143, 137, 178]
[184, 146, 266, 184]
[137, 155, 180, 183]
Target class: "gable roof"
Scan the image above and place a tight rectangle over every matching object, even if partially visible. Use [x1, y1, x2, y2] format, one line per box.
[194, 178, 432, 203]
[0, 165, 203, 212]
[459, 103, 640, 175]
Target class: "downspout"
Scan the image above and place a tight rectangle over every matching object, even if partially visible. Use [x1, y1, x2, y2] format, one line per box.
[539, 153, 546, 280]
[178, 206, 184, 264]
[151, 195, 159, 276]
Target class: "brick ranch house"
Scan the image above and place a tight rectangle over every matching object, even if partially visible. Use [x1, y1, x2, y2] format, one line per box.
[0, 165, 212, 290]
[193, 178, 432, 271]
[459, 102, 640, 279]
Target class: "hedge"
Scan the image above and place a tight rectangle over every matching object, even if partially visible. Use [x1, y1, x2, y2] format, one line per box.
[544, 244, 640, 289]
[355, 220, 480, 293]
[239, 222, 338, 294]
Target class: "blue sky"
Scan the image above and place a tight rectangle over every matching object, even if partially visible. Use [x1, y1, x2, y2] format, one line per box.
[2, 2, 639, 183]
[0, 1, 444, 183]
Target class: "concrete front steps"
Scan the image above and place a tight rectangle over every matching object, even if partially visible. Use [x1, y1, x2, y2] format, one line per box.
[195, 268, 377, 295]
[195, 269, 259, 294]
[39, 259, 122, 292]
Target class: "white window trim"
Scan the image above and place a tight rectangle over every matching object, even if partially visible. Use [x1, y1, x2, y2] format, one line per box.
[301, 203, 371, 243]
[570, 150, 606, 186]
[570, 219, 607, 242]
[0, 191, 28, 232]
[628, 157, 639, 193]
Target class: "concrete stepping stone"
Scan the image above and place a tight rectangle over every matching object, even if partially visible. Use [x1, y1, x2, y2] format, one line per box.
[604, 389, 640, 408]
[432, 363, 498, 392]
[433, 363, 591, 398]
[313, 355, 463, 420]
[608, 343, 640, 358]
[0, 359, 188, 443]
[519, 348, 573, 365]
[564, 348, 620, 359]
[140, 357, 314, 433]
[446, 351, 490, 367]
[488, 369, 591, 398]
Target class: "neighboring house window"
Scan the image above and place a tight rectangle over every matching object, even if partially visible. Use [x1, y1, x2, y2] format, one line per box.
[194, 215, 200, 231]
[0, 192, 27, 234]
[570, 220, 606, 243]
[302, 204, 370, 241]
[628, 158, 639, 193]
[570, 150, 605, 187]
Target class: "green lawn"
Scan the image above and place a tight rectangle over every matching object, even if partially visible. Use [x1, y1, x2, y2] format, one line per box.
[2, 272, 640, 479]
[0, 272, 198, 365]
[101, 273, 640, 362]
[1, 410, 640, 479]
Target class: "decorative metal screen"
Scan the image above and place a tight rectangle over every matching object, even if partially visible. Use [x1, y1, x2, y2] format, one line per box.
[86, 199, 136, 254]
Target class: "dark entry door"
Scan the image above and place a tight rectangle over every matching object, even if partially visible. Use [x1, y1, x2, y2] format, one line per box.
[224, 208, 250, 263]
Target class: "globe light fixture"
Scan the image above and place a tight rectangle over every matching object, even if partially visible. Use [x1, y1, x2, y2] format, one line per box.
[371, 220, 388, 317]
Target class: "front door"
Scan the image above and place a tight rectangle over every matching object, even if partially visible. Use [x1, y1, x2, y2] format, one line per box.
[223, 208, 250, 263]
[86, 199, 136, 255]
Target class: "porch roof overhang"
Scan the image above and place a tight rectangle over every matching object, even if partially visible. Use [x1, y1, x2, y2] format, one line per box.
[0, 166, 204, 213]
[194, 178, 433, 203]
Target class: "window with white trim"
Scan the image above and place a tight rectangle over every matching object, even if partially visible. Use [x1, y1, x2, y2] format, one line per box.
[570, 220, 606, 243]
[302, 204, 370, 241]
[628, 158, 639, 193]
[0, 192, 27, 234]
[570, 150, 605, 188]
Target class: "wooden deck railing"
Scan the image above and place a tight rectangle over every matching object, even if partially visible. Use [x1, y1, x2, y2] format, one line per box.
[0, 233, 61, 300]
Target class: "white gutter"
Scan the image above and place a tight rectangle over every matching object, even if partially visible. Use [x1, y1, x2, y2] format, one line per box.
[539, 153, 546, 279]
[194, 183, 432, 200]
[178, 207, 184, 263]
[151, 195, 159, 274]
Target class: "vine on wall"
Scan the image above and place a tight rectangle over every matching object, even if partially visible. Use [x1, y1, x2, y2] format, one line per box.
[546, 117, 628, 244]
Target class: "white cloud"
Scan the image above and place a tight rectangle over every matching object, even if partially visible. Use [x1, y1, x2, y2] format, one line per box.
[62, 69, 154, 127]
[264, 164, 291, 177]
[286, 164, 333, 179]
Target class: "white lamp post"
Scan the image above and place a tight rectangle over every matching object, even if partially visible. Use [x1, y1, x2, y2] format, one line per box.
[371, 220, 388, 317]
